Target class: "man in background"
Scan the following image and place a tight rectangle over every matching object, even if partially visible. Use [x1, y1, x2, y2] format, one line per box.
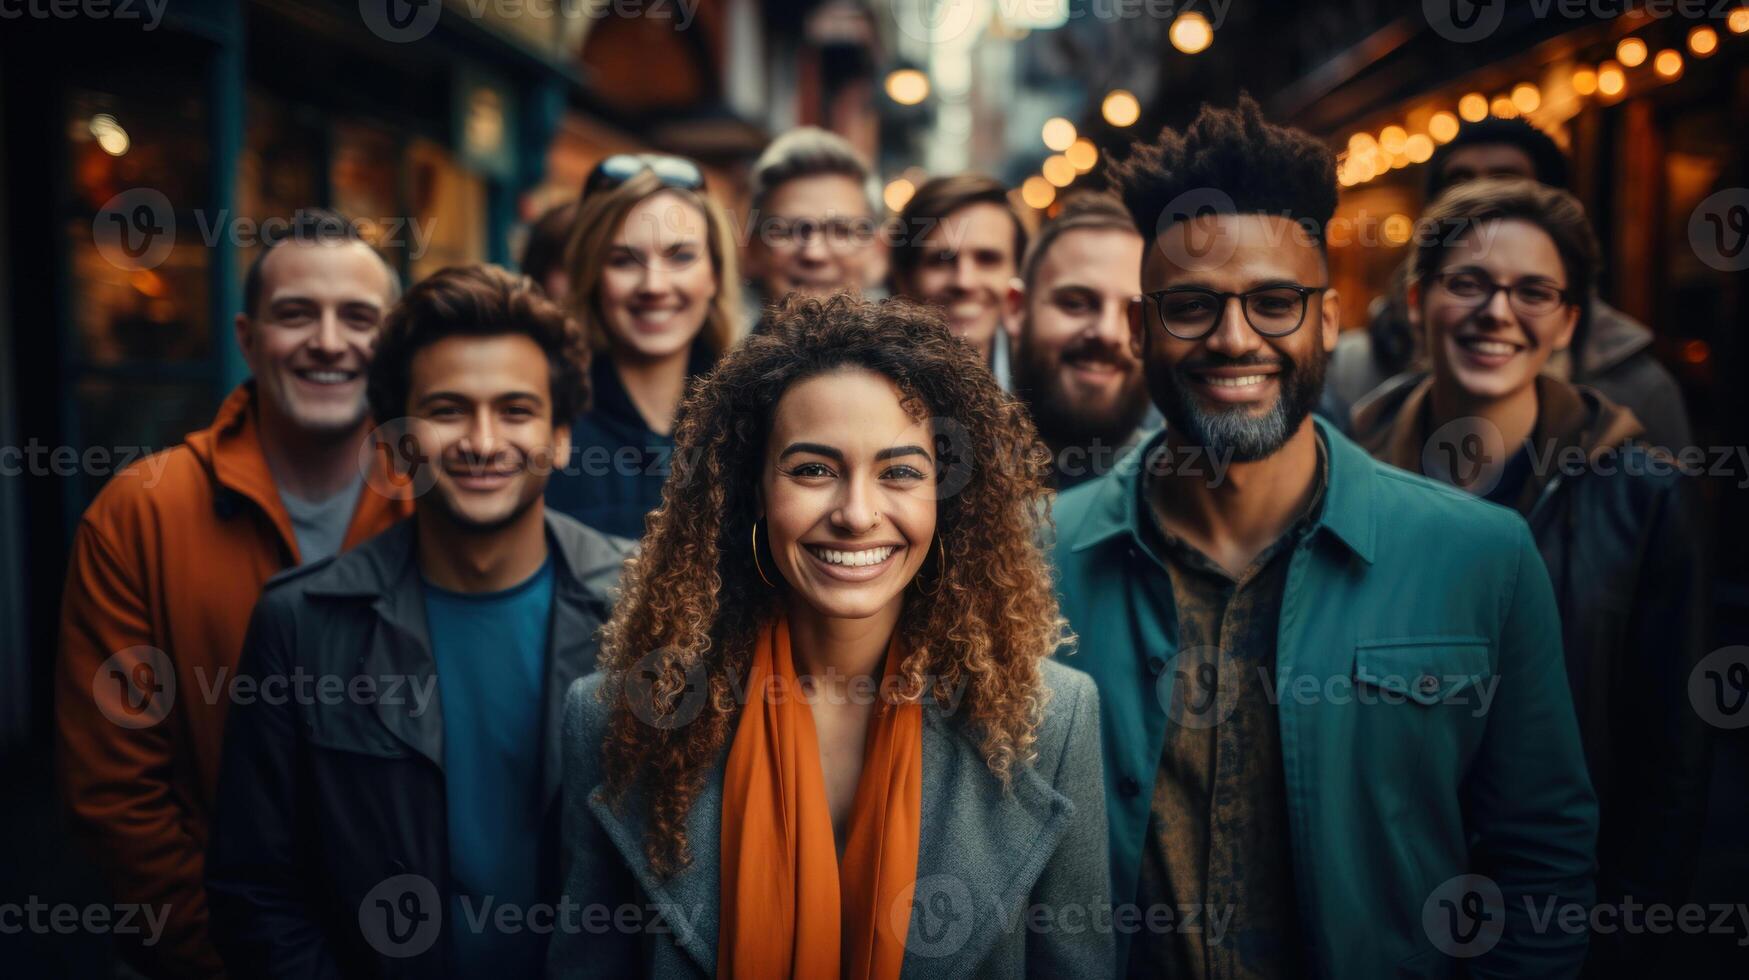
[890, 173, 1029, 388]
[1005, 191, 1155, 489]
[744, 126, 885, 325]
[56, 209, 410, 977]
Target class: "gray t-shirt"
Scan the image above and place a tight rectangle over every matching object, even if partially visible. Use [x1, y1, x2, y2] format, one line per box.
[280, 477, 364, 564]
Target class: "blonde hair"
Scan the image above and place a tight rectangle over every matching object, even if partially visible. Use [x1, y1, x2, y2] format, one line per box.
[563, 169, 743, 360]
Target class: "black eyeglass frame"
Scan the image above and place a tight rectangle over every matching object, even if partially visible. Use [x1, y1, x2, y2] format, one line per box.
[1142, 284, 1329, 341]
[583, 154, 706, 196]
[1425, 271, 1573, 317]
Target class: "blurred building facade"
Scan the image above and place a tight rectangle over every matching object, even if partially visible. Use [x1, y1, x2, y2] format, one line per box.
[0, 0, 885, 749]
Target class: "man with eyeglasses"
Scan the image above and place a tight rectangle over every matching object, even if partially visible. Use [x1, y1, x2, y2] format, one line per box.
[1048, 98, 1597, 978]
[743, 127, 885, 329]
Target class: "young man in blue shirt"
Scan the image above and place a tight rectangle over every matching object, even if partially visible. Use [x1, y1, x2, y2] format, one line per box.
[207, 265, 631, 977]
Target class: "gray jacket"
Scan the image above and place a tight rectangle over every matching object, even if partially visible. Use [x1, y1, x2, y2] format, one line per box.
[548, 659, 1114, 979]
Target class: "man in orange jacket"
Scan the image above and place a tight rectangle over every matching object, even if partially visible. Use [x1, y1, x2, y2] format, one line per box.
[55, 210, 413, 978]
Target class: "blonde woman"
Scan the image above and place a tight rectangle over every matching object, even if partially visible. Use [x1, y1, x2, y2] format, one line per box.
[546, 154, 743, 538]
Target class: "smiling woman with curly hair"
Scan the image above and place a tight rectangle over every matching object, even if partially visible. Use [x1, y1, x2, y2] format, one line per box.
[548, 293, 1112, 979]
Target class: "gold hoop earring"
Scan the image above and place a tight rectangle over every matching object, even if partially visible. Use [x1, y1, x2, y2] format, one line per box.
[752, 519, 777, 588]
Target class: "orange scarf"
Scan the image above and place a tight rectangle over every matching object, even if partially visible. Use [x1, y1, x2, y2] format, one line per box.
[718, 617, 922, 980]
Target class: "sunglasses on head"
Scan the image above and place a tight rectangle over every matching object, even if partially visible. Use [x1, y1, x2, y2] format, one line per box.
[583, 154, 705, 196]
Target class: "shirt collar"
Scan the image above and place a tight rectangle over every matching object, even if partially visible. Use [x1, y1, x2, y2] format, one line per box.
[1067, 415, 1375, 565]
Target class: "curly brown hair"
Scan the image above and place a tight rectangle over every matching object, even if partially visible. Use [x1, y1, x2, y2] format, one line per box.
[596, 292, 1068, 877]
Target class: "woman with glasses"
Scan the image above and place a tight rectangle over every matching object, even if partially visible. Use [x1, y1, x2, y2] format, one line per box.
[1352, 177, 1707, 977]
[548, 293, 1111, 979]
[545, 154, 744, 539]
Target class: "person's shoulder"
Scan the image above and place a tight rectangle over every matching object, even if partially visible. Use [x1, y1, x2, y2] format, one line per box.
[548, 510, 636, 587]
[77, 443, 211, 535]
[1035, 660, 1099, 755]
[1368, 457, 1527, 545]
[563, 672, 613, 743]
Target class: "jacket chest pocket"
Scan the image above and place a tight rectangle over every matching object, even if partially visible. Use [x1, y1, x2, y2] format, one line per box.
[1348, 637, 1495, 783]
[1353, 637, 1492, 706]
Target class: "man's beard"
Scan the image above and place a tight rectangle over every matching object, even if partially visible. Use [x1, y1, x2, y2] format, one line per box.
[1152, 347, 1326, 462]
[1014, 329, 1152, 454]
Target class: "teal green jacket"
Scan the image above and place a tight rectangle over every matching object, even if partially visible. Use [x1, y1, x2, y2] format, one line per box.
[1049, 419, 1598, 978]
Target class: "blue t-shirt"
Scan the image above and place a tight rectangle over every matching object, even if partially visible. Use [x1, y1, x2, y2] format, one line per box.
[421, 556, 554, 977]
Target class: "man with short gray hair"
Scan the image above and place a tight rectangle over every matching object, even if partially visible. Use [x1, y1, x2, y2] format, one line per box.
[744, 127, 885, 321]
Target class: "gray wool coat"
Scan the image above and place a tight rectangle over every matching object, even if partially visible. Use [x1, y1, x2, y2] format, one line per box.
[547, 658, 1114, 979]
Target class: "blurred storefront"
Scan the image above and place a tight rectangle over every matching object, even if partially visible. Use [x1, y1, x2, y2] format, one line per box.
[1304, 10, 1749, 398]
[0, 0, 868, 749]
[0, 0, 582, 747]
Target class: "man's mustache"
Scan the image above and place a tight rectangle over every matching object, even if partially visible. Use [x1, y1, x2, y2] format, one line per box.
[1060, 338, 1134, 368]
[1176, 353, 1290, 373]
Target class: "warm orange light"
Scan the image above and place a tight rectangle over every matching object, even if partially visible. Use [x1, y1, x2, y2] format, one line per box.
[1101, 90, 1141, 127]
[1616, 37, 1647, 68]
[1379, 125, 1408, 154]
[1428, 111, 1459, 143]
[1382, 214, 1413, 246]
[1066, 138, 1099, 173]
[1572, 67, 1598, 96]
[1169, 12, 1213, 54]
[1042, 154, 1076, 187]
[1348, 132, 1378, 156]
[1490, 95, 1518, 118]
[1347, 154, 1377, 183]
[1042, 117, 1077, 152]
[1597, 61, 1627, 97]
[1732, 8, 1749, 34]
[1688, 25, 1718, 56]
[1654, 49, 1683, 78]
[1021, 175, 1056, 210]
[883, 178, 916, 213]
[1511, 83, 1541, 113]
[1681, 339, 1710, 364]
[1458, 93, 1489, 122]
[1404, 133, 1434, 163]
[884, 69, 929, 106]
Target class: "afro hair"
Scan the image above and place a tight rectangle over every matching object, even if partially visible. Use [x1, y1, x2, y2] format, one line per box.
[1109, 94, 1337, 247]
